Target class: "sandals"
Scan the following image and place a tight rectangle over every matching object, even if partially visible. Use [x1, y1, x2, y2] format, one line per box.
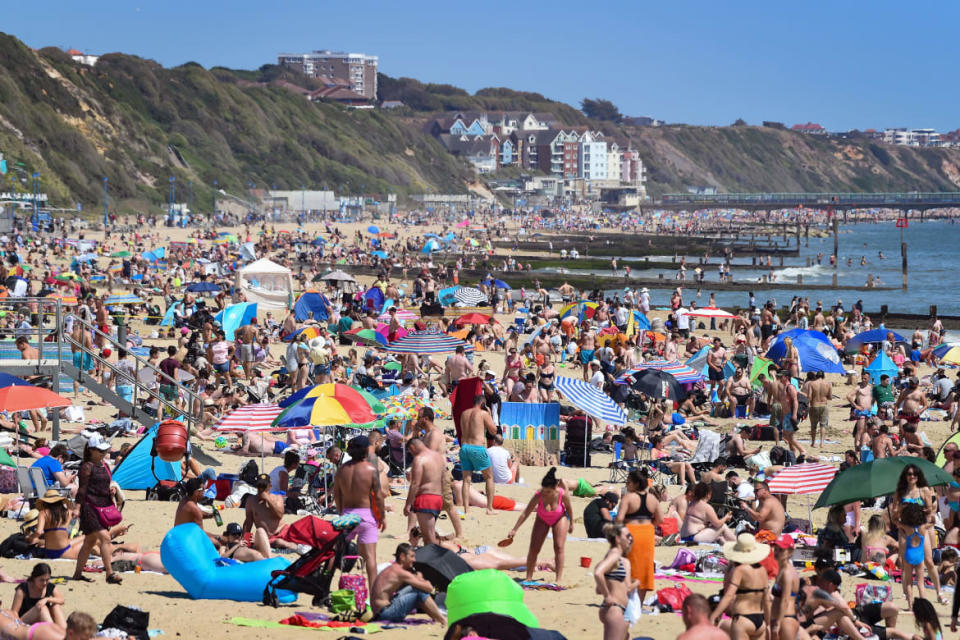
[71, 575, 94, 583]
[106, 574, 123, 585]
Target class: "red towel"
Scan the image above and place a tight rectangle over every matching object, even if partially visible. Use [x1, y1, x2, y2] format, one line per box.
[450, 376, 482, 442]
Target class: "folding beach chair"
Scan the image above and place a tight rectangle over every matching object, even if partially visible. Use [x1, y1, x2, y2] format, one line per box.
[608, 441, 636, 483]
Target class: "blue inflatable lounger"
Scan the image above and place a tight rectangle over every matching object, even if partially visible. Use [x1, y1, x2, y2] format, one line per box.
[160, 523, 296, 603]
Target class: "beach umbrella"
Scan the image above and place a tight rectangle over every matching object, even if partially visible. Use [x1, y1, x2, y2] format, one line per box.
[423, 233, 440, 239]
[615, 360, 702, 385]
[273, 383, 377, 429]
[684, 307, 736, 320]
[213, 403, 284, 432]
[452, 287, 487, 306]
[814, 457, 952, 509]
[75, 253, 98, 263]
[46, 293, 78, 305]
[454, 312, 493, 326]
[386, 330, 474, 355]
[767, 463, 837, 495]
[555, 376, 627, 426]
[938, 345, 960, 365]
[421, 239, 440, 253]
[766, 328, 844, 375]
[370, 250, 388, 259]
[352, 329, 388, 347]
[845, 329, 907, 353]
[317, 270, 356, 284]
[932, 343, 960, 359]
[367, 225, 380, 235]
[414, 544, 472, 591]
[558, 301, 597, 320]
[749, 356, 776, 388]
[483, 278, 511, 290]
[282, 326, 323, 342]
[378, 308, 418, 322]
[0, 386, 72, 412]
[0, 374, 31, 388]
[185, 281, 221, 294]
[625, 369, 686, 400]
[349, 386, 387, 416]
[110, 251, 132, 258]
[54, 272, 81, 282]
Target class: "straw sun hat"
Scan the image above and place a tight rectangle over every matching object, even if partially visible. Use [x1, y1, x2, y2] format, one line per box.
[37, 489, 70, 505]
[722, 533, 770, 564]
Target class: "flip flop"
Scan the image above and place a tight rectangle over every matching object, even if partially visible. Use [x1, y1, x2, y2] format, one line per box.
[106, 574, 122, 585]
[71, 576, 94, 583]
[497, 537, 513, 548]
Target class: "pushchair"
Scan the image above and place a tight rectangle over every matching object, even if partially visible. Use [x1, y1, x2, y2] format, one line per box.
[263, 516, 356, 607]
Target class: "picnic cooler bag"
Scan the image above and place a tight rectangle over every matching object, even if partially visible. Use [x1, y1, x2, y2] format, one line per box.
[338, 555, 367, 612]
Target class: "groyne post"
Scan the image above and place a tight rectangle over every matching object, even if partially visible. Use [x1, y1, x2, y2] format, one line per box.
[902, 242, 908, 290]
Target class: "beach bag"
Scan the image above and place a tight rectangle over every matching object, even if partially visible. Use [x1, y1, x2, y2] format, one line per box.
[656, 583, 692, 611]
[659, 517, 679, 537]
[329, 589, 357, 614]
[0, 533, 32, 558]
[855, 583, 892, 605]
[338, 555, 367, 612]
[624, 589, 643, 624]
[94, 504, 123, 528]
[101, 605, 149, 640]
[749, 425, 777, 441]
[666, 548, 697, 570]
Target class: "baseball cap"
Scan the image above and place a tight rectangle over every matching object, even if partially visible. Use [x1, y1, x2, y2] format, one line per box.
[773, 534, 795, 550]
[86, 433, 111, 452]
[225, 522, 243, 536]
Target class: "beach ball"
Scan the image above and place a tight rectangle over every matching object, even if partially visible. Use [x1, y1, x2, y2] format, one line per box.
[214, 436, 228, 449]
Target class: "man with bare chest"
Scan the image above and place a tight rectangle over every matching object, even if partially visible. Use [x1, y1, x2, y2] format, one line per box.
[333, 436, 386, 590]
[459, 396, 498, 515]
[404, 438, 445, 544]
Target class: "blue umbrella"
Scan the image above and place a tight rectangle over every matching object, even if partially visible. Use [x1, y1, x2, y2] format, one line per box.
[371, 250, 388, 259]
[422, 240, 440, 253]
[483, 278, 511, 290]
[367, 225, 380, 235]
[424, 233, 440, 239]
[933, 343, 960, 358]
[104, 294, 144, 305]
[766, 329, 845, 374]
[185, 281, 221, 294]
[312, 237, 327, 246]
[0, 374, 31, 388]
[845, 328, 907, 352]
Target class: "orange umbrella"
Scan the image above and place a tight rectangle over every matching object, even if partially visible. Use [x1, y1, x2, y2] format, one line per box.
[0, 386, 72, 412]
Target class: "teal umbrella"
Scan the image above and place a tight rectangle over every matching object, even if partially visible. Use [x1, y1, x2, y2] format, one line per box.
[813, 457, 953, 509]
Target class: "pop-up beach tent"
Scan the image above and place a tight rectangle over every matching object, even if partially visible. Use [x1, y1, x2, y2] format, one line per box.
[236, 258, 293, 310]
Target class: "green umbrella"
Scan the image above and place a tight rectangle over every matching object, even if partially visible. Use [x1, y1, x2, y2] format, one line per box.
[749, 356, 775, 388]
[349, 385, 386, 415]
[814, 456, 953, 509]
[383, 361, 401, 372]
[110, 251, 132, 257]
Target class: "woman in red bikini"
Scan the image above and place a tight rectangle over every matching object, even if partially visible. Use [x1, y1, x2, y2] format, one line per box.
[505, 467, 574, 584]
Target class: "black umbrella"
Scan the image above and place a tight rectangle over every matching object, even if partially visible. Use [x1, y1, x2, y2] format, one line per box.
[627, 369, 686, 400]
[414, 544, 472, 591]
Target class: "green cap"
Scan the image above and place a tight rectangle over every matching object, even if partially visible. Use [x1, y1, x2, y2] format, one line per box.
[445, 569, 538, 628]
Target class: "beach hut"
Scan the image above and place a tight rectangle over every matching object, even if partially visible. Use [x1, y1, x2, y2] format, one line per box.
[293, 290, 331, 322]
[864, 351, 898, 384]
[235, 258, 293, 310]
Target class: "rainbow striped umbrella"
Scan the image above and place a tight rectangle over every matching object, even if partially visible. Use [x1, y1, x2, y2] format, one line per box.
[382, 396, 449, 420]
[386, 330, 474, 354]
[559, 301, 598, 320]
[274, 383, 377, 428]
[615, 360, 703, 385]
[283, 326, 323, 342]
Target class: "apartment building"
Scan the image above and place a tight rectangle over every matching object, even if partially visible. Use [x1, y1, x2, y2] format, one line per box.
[277, 50, 379, 100]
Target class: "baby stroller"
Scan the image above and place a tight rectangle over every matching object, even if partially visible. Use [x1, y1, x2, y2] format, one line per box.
[263, 516, 356, 607]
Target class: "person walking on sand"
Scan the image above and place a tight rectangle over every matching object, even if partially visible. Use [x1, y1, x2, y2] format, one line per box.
[777, 370, 805, 457]
[459, 395, 497, 515]
[804, 371, 832, 448]
[71, 436, 121, 585]
[404, 438, 445, 545]
[333, 435, 386, 592]
[420, 408, 463, 540]
[616, 467, 661, 611]
[593, 523, 637, 640]
[506, 467, 573, 584]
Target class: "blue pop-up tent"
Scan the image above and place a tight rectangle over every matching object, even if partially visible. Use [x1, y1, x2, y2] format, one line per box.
[865, 351, 899, 384]
[363, 287, 385, 312]
[686, 346, 737, 380]
[216, 302, 258, 340]
[293, 291, 330, 322]
[112, 424, 182, 490]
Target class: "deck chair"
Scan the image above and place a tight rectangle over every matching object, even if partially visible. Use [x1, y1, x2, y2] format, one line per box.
[608, 441, 636, 483]
[16, 467, 38, 500]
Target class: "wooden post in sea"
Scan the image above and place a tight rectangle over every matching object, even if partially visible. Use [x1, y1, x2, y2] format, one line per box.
[902, 242, 908, 290]
[832, 217, 839, 267]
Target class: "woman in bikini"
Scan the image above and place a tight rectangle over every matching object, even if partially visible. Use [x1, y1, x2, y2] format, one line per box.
[616, 467, 661, 611]
[680, 482, 735, 543]
[770, 536, 804, 640]
[593, 523, 637, 640]
[710, 533, 771, 640]
[31, 491, 139, 561]
[892, 465, 946, 603]
[502, 347, 524, 396]
[537, 355, 556, 402]
[506, 467, 573, 584]
[861, 514, 897, 565]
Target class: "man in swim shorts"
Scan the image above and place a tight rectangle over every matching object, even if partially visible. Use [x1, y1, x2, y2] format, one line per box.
[404, 438, 445, 544]
[333, 435, 385, 590]
[459, 395, 497, 515]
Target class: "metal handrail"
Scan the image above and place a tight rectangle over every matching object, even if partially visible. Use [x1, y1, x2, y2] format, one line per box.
[59, 312, 199, 433]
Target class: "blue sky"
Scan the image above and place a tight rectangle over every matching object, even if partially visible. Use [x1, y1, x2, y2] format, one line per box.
[7, 1, 959, 131]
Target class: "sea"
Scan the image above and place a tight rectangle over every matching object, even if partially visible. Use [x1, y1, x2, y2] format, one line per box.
[540, 219, 960, 316]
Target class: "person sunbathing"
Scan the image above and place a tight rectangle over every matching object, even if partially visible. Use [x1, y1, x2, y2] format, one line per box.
[0, 609, 97, 640]
[231, 431, 282, 456]
[30, 491, 140, 560]
[407, 527, 555, 572]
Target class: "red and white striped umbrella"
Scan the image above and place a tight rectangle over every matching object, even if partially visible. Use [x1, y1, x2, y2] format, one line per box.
[766, 463, 837, 495]
[378, 308, 419, 322]
[213, 403, 284, 432]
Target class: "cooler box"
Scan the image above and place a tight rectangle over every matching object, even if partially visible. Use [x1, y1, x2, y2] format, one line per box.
[207, 474, 238, 501]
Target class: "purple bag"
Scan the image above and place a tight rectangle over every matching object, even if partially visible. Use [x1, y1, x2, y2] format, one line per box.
[666, 548, 697, 569]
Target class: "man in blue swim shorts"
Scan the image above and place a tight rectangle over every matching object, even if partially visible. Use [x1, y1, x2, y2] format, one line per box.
[459, 395, 498, 514]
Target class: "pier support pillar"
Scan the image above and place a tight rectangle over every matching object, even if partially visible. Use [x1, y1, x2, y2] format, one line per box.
[902, 242, 908, 290]
[779, 255, 784, 267]
[797, 275, 803, 285]
[832, 217, 839, 267]
[832, 273, 838, 287]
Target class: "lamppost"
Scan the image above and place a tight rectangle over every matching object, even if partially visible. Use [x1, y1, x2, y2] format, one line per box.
[188, 180, 193, 220]
[271, 184, 277, 219]
[168, 176, 175, 220]
[360, 183, 365, 214]
[248, 182, 255, 216]
[31, 172, 39, 230]
[212, 179, 217, 222]
[103, 177, 109, 229]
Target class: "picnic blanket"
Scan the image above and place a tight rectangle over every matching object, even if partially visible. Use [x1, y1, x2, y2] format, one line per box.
[229, 618, 383, 633]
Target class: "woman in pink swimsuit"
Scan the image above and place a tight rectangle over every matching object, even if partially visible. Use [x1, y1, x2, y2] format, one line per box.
[506, 467, 574, 583]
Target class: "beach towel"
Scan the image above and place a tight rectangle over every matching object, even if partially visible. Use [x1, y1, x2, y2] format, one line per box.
[450, 377, 483, 443]
[626, 522, 655, 591]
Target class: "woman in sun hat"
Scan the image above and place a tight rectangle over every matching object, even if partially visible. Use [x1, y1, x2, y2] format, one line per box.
[709, 533, 771, 639]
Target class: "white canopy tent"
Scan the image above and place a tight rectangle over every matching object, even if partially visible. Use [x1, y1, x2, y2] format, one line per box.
[236, 258, 293, 310]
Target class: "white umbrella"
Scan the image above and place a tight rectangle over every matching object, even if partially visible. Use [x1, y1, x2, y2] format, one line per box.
[684, 307, 737, 319]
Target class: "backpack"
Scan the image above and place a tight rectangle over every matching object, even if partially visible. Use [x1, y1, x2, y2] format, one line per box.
[0, 533, 33, 558]
[239, 460, 259, 486]
[101, 605, 149, 640]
